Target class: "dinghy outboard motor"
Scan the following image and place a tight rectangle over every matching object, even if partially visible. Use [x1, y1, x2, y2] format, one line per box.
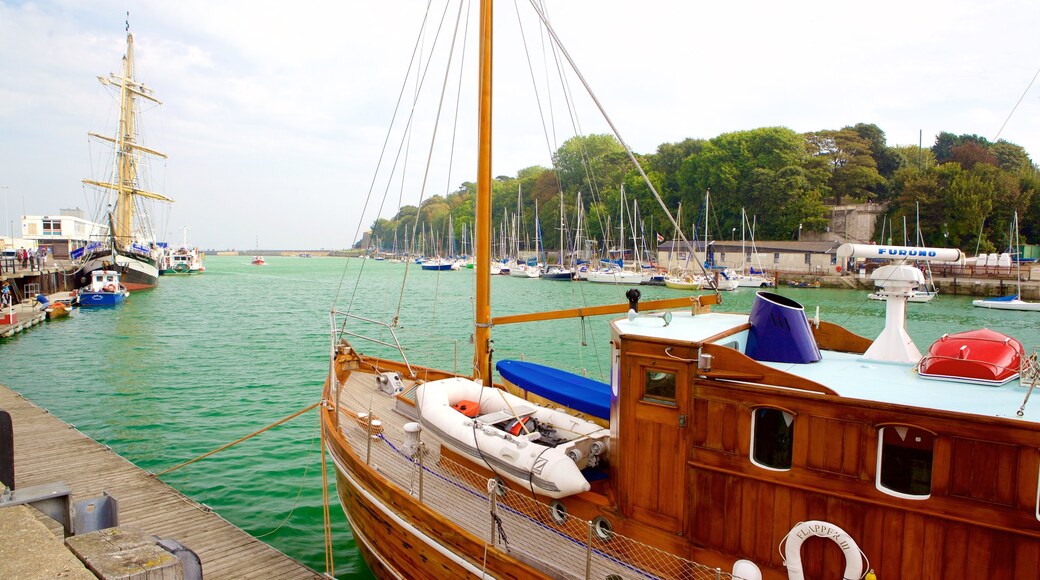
[745, 292, 822, 364]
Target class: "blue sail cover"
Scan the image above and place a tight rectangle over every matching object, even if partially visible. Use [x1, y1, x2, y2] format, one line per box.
[496, 360, 610, 420]
[981, 294, 1021, 302]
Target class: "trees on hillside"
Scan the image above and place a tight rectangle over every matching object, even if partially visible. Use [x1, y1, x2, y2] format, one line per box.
[367, 127, 1038, 256]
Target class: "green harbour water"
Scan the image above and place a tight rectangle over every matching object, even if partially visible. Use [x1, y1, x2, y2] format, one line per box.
[2, 255, 1040, 576]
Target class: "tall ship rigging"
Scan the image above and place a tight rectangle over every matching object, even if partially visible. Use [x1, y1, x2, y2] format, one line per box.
[74, 26, 173, 290]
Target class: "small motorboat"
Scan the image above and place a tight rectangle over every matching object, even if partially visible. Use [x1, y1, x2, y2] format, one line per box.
[78, 270, 129, 307]
[45, 302, 71, 320]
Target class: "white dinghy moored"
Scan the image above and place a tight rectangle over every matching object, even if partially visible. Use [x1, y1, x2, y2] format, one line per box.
[415, 377, 608, 498]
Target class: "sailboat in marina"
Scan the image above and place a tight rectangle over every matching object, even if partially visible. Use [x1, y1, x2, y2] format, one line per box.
[74, 27, 173, 290]
[973, 211, 1040, 311]
[542, 192, 574, 281]
[586, 185, 643, 284]
[732, 209, 772, 288]
[320, 3, 1040, 579]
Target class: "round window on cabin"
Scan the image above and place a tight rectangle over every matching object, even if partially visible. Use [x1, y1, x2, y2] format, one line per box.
[876, 426, 934, 499]
[751, 407, 794, 471]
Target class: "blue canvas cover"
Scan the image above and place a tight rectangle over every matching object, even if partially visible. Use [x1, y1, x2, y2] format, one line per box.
[496, 360, 610, 419]
[982, 294, 1020, 302]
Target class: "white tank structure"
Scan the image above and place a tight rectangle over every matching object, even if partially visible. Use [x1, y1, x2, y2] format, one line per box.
[838, 244, 963, 364]
[415, 377, 609, 498]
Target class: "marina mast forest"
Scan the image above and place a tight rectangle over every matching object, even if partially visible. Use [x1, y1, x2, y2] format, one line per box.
[367, 125, 1039, 256]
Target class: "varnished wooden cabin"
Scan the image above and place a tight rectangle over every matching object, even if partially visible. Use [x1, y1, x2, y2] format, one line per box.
[593, 287, 1040, 579]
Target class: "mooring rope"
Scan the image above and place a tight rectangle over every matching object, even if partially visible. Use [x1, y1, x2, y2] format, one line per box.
[320, 402, 336, 578]
[254, 421, 320, 540]
[150, 401, 321, 478]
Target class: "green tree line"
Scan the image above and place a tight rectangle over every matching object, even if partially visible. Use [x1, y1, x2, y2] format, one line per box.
[368, 124, 1040, 256]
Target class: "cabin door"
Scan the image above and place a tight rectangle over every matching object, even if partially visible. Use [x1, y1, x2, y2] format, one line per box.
[623, 355, 688, 532]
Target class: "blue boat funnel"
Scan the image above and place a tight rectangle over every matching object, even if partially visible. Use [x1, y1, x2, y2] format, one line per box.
[746, 292, 822, 364]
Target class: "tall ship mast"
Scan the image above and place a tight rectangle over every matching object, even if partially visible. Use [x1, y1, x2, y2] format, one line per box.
[74, 26, 173, 290]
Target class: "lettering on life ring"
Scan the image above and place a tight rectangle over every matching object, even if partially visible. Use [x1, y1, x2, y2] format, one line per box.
[103, 284, 116, 292]
[782, 520, 864, 580]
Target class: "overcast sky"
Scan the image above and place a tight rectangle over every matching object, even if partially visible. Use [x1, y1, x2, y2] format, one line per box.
[2, 0, 1039, 250]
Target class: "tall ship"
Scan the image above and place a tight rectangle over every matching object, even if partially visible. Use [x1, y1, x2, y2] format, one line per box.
[74, 26, 173, 291]
[319, 2, 1040, 579]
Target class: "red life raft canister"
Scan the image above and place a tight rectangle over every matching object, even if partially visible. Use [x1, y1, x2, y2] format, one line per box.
[918, 328, 1024, 385]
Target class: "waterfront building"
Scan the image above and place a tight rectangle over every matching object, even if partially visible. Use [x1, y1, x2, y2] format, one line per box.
[20, 208, 104, 259]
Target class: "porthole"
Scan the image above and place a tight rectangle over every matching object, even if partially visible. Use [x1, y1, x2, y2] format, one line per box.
[549, 501, 568, 525]
[591, 516, 614, 542]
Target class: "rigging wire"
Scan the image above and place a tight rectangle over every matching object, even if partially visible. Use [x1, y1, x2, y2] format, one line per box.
[992, 63, 1040, 143]
[395, 0, 457, 325]
[525, 0, 719, 298]
[332, 0, 438, 312]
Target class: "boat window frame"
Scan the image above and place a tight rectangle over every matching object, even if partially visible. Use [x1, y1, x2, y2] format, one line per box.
[749, 405, 797, 472]
[640, 367, 678, 407]
[1036, 461, 1040, 523]
[874, 423, 936, 500]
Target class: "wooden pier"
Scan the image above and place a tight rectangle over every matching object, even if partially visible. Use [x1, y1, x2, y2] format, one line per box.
[0, 384, 322, 579]
[0, 301, 47, 338]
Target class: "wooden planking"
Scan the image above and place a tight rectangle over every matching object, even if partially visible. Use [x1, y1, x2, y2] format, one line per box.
[0, 386, 320, 579]
[689, 466, 1040, 579]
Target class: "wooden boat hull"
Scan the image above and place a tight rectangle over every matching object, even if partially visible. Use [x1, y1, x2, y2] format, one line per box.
[45, 304, 70, 319]
[322, 395, 550, 580]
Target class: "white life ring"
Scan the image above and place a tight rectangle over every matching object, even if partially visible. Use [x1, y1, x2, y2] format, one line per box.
[782, 520, 864, 580]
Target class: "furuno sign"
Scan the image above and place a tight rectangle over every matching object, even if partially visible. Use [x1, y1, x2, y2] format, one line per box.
[837, 243, 963, 263]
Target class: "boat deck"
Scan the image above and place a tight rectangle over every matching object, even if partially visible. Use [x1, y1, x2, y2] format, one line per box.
[333, 367, 733, 580]
[0, 384, 321, 579]
[615, 310, 1040, 423]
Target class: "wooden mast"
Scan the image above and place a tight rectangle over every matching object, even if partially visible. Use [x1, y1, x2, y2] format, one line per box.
[81, 31, 173, 248]
[115, 32, 137, 247]
[474, 0, 493, 384]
